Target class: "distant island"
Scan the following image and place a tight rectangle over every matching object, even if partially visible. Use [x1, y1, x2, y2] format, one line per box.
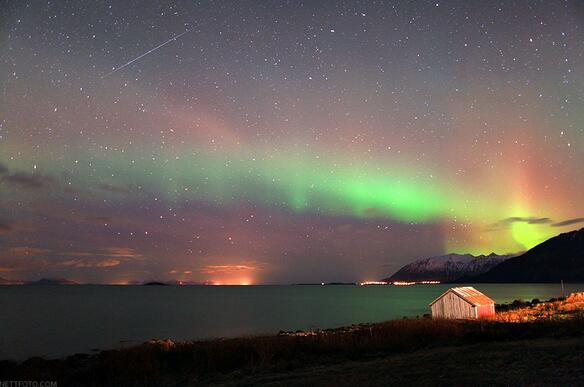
[0, 277, 26, 285]
[0, 278, 79, 286]
[0, 278, 214, 286]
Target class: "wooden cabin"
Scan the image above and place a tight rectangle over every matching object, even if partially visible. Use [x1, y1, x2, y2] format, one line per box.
[429, 287, 495, 319]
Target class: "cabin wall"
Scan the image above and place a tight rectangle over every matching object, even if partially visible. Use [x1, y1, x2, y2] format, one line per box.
[431, 292, 476, 319]
[476, 304, 495, 318]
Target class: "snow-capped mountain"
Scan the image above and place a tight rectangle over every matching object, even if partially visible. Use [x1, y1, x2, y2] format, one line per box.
[382, 253, 514, 282]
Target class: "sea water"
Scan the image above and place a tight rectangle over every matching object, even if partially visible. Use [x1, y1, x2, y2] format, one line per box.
[1, 283, 581, 360]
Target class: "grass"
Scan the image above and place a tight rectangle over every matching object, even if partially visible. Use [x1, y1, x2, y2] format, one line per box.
[495, 292, 584, 322]
[1, 293, 584, 386]
[225, 336, 584, 386]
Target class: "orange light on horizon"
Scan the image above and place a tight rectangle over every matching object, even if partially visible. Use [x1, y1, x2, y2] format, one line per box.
[357, 280, 442, 286]
[359, 281, 389, 286]
[203, 278, 253, 285]
[110, 279, 131, 285]
[200, 261, 259, 285]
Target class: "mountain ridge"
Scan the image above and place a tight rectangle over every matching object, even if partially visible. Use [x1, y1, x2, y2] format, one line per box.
[382, 252, 514, 282]
[464, 228, 584, 283]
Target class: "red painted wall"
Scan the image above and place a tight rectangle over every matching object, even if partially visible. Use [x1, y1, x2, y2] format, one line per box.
[476, 304, 495, 318]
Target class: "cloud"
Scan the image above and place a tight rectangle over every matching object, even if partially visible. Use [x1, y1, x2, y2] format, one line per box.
[7, 246, 142, 259]
[0, 248, 52, 272]
[200, 264, 257, 274]
[1, 246, 142, 272]
[61, 258, 121, 268]
[0, 257, 49, 272]
[551, 218, 584, 227]
[486, 216, 552, 231]
[101, 247, 143, 259]
[59, 247, 143, 260]
[96, 259, 122, 267]
[9, 246, 52, 256]
[0, 222, 13, 235]
[504, 217, 552, 224]
[2, 173, 53, 190]
[0, 246, 142, 274]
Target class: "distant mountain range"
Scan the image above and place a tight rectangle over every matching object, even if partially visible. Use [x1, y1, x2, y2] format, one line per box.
[384, 227, 584, 283]
[3, 229, 583, 285]
[383, 253, 514, 282]
[0, 277, 26, 285]
[0, 278, 79, 285]
[465, 228, 584, 283]
[0, 278, 212, 286]
[30, 278, 79, 285]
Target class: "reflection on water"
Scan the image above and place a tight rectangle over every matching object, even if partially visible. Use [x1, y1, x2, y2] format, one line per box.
[0, 283, 581, 360]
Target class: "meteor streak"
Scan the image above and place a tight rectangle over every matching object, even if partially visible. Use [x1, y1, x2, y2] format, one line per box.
[102, 29, 190, 78]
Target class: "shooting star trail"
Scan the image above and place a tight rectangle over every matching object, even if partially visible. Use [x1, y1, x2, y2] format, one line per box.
[102, 29, 190, 78]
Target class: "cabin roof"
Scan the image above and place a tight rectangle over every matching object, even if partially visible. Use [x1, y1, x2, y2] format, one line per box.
[429, 286, 495, 307]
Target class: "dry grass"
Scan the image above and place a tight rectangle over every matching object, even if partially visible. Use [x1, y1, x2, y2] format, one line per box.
[495, 292, 584, 322]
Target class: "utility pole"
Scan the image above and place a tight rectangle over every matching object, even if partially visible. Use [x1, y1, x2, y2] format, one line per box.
[561, 279, 565, 298]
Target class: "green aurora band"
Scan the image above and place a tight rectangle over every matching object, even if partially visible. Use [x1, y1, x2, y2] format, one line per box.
[2, 142, 559, 253]
[72, 147, 495, 224]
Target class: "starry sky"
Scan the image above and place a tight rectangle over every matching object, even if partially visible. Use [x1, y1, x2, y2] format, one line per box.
[0, 0, 583, 284]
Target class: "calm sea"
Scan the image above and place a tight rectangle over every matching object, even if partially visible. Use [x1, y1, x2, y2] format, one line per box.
[1, 283, 582, 360]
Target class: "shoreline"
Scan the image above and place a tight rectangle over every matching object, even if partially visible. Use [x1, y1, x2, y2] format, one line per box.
[1, 281, 582, 286]
[2, 293, 583, 385]
[1, 284, 580, 361]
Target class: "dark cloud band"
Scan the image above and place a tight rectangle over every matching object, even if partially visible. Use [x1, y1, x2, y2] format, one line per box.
[551, 218, 584, 227]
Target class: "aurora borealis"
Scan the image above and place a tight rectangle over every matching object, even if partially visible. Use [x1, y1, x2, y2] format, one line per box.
[0, 1, 583, 284]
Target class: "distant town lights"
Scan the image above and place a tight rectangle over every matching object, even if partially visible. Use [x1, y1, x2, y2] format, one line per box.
[359, 280, 440, 286]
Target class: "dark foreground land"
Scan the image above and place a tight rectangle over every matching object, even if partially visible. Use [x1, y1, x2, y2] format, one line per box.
[2, 294, 584, 386]
[224, 336, 584, 386]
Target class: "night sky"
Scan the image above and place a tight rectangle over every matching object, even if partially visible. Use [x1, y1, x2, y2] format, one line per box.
[1, 1, 583, 284]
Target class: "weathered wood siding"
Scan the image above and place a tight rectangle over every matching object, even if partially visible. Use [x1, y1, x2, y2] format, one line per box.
[476, 304, 495, 318]
[431, 291, 476, 319]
